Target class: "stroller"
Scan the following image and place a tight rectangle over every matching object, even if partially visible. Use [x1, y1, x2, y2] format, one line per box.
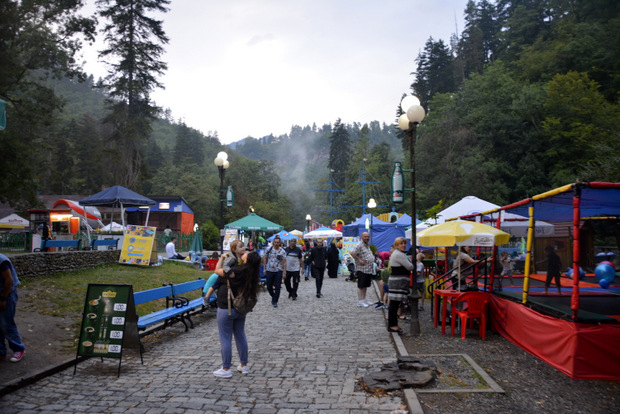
[343, 254, 357, 282]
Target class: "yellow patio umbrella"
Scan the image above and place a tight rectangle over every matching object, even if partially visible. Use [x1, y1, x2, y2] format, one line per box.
[417, 220, 510, 290]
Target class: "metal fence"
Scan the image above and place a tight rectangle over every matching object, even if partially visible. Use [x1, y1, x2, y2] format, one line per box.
[0, 232, 31, 253]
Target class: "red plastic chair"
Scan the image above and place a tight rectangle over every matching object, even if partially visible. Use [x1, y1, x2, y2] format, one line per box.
[205, 259, 218, 270]
[450, 292, 490, 340]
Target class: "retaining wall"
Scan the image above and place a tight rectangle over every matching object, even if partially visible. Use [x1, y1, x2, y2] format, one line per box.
[11, 250, 121, 279]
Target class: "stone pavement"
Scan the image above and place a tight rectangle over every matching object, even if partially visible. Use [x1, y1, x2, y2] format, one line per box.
[0, 275, 408, 413]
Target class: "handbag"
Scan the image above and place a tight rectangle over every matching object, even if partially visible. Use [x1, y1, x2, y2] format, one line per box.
[227, 278, 257, 315]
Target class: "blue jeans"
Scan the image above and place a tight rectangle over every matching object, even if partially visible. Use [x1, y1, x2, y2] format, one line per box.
[304, 263, 312, 279]
[0, 289, 25, 356]
[216, 308, 248, 369]
[265, 271, 282, 305]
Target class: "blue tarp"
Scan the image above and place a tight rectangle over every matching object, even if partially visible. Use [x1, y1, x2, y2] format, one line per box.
[507, 185, 620, 222]
[342, 214, 407, 252]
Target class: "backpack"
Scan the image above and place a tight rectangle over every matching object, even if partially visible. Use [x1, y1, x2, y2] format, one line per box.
[227, 279, 257, 315]
[303, 251, 312, 263]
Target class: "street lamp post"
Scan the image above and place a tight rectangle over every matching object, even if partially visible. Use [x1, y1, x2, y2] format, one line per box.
[214, 151, 230, 253]
[305, 214, 311, 233]
[367, 198, 376, 245]
[398, 95, 425, 336]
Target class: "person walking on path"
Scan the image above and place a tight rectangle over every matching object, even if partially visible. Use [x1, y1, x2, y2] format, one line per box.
[212, 251, 261, 378]
[538, 245, 562, 295]
[0, 253, 26, 362]
[415, 253, 426, 311]
[387, 237, 414, 335]
[327, 241, 340, 279]
[350, 232, 375, 307]
[303, 240, 312, 281]
[262, 237, 286, 307]
[284, 239, 303, 300]
[309, 239, 327, 298]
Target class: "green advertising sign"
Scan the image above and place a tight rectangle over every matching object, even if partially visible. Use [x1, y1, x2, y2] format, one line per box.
[76, 284, 140, 362]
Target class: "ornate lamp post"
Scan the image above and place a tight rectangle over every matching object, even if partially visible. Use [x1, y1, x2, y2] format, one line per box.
[398, 95, 425, 336]
[305, 214, 312, 233]
[214, 151, 230, 253]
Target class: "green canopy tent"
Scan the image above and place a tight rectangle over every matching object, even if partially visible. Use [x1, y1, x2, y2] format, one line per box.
[225, 213, 283, 249]
[224, 213, 283, 232]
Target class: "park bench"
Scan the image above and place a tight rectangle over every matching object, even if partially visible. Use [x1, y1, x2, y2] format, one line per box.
[170, 278, 216, 329]
[88, 238, 119, 250]
[133, 278, 214, 332]
[34, 239, 81, 252]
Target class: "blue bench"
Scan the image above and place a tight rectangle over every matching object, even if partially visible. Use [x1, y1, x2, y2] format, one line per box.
[134, 278, 214, 332]
[90, 238, 119, 250]
[171, 279, 216, 329]
[34, 239, 81, 252]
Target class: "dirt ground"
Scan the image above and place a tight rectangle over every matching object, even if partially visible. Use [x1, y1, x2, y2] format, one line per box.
[2, 310, 76, 388]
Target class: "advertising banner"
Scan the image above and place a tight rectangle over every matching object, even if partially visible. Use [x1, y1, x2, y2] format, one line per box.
[119, 225, 157, 265]
[75, 284, 141, 376]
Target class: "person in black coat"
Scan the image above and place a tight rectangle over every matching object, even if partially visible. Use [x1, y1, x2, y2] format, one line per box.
[327, 242, 340, 279]
[309, 239, 327, 298]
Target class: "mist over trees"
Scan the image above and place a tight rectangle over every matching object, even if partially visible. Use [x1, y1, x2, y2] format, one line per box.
[1, 0, 618, 242]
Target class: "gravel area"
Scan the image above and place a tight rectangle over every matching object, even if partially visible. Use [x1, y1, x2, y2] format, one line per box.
[399, 307, 619, 414]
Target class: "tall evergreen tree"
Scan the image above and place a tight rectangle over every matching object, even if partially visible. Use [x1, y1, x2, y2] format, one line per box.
[0, 0, 96, 208]
[327, 118, 350, 188]
[413, 37, 457, 109]
[97, 0, 170, 190]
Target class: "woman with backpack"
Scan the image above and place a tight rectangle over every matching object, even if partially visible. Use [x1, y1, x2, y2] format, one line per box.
[212, 251, 261, 378]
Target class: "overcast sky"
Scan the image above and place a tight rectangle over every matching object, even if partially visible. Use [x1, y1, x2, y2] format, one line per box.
[82, 0, 469, 144]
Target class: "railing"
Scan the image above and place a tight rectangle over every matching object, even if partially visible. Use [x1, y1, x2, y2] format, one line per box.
[427, 257, 491, 317]
[0, 232, 31, 253]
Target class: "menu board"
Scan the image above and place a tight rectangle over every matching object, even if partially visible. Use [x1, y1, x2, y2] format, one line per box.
[76, 284, 140, 359]
[119, 225, 157, 266]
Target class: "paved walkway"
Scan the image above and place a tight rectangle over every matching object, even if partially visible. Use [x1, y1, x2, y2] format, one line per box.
[0, 275, 407, 413]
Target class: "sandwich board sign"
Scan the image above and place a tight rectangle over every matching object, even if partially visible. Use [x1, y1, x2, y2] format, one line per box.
[74, 284, 142, 376]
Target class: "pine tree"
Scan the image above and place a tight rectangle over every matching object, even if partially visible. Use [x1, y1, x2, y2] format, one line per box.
[97, 0, 170, 189]
[328, 118, 350, 188]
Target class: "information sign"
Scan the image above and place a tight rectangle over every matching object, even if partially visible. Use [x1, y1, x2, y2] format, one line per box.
[119, 225, 157, 266]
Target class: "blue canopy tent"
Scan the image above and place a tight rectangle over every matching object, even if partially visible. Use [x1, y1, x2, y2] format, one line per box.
[79, 185, 156, 243]
[267, 230, 300, 242]
[342, 214, 404, 252]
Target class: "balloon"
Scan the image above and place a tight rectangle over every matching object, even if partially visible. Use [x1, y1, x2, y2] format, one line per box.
[599, 260, 615, 270]
[599, 279, 610, 289]
[594, 263, 615, 282]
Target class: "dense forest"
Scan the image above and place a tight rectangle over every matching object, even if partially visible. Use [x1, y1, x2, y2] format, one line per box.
[1, 0, 619, 247]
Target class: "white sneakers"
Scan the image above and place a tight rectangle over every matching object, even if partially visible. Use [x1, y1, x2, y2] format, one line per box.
[213, 364, 249, 377]
[357, 300, 370, 308]
[213, 367, 232, 378]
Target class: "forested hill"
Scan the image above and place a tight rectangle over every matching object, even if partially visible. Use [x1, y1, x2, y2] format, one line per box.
[1, 0, 619, 241]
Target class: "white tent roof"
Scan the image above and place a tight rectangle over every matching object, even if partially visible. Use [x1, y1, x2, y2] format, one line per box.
[0, 213, 28, 228]
[413, 196, 553, 239]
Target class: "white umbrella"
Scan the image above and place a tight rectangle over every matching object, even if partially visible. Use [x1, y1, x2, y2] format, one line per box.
[303, 226, 343, 239]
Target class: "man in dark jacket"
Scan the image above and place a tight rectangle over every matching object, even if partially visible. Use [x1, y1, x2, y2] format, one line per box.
[309, 239, 327, 298]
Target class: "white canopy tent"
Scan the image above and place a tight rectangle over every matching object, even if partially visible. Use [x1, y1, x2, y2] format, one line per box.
[410, 196, 553, 239]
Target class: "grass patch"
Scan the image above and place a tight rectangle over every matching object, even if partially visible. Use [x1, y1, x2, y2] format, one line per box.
[20, 262, 212, 318]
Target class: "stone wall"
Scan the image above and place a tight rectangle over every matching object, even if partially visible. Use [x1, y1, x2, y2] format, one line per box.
[11, 250, 121, 279]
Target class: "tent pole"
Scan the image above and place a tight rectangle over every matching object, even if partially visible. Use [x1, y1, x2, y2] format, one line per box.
[522, 205, 535, 304]
[571, 183, 582, 320]
[145, 207, 151, 227]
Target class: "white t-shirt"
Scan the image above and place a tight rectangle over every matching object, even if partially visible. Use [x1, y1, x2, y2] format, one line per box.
[166, 242, 177, 258]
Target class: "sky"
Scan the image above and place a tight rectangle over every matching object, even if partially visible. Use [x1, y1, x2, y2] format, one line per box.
[81, 0, 469, 144]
